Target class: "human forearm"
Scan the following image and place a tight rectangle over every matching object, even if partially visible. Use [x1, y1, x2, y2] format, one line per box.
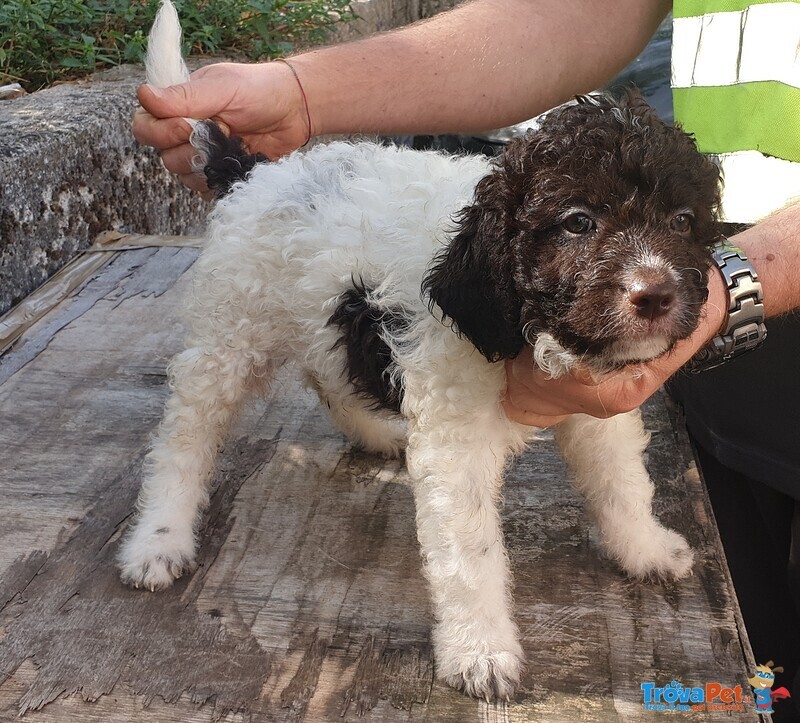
[730, 202, 800, 318]
[290, 0, 672, 136]
[134, 0, 670, 183]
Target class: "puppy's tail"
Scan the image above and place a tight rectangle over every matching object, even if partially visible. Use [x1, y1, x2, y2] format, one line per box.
[145, 0, 189, 88]
[145, 0, 268, 198]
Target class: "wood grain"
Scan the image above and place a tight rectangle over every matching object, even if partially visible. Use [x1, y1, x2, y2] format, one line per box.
[0, 241, 761, 721]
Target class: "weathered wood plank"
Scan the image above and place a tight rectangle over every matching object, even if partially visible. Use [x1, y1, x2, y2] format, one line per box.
[0, 242, 760, 721]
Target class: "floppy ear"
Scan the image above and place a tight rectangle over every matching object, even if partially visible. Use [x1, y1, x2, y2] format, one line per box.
[422, 171, 525, 362]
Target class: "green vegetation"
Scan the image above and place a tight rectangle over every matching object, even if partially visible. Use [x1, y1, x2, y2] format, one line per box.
[1, 0, 357, 91]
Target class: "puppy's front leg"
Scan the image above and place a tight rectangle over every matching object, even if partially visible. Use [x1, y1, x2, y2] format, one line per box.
[407, 418, 523, 701]
[555, 411, 694, 580]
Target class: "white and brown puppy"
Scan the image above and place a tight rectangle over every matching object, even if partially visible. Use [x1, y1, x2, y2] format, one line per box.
[120, 0, 721, 701]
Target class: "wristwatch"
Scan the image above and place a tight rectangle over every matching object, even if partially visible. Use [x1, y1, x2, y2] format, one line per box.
[688, 241, 767, 373]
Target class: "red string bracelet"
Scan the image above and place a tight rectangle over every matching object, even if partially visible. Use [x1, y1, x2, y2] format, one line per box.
[276, 58, 312, 147]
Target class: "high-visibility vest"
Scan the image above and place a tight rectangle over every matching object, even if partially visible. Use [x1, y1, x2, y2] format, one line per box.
[672, 0, 800, 223]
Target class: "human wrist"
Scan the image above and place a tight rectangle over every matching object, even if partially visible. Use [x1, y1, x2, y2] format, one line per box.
[688, 242, 767, 372]
[250, 58, 315, 151]
[274, 59, 312, 145]
[282, 54, 329, 137]
[702, 261, 729, 345]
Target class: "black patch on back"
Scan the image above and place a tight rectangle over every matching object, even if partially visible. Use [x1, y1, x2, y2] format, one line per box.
[328, 283, 407, 414]
[197, 120, 268, 199]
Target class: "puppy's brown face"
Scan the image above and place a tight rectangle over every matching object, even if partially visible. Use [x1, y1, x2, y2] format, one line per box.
[512, 100, 720, 368]
[425, 93, 722, 368]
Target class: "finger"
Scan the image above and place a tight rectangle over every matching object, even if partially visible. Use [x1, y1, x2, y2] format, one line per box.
[137, 80, 229, 122]
[501, 398, 568, 428]
[503, 381, 576, 418]
[137, 83, 194, 119]
[132, 107, 193, 151]
[211, 118, 231, 137]
[569, 363, 604, 386]
[506, 356, 637, 419]
[161, 144, 199, 176]
[177, 172, 211, 195]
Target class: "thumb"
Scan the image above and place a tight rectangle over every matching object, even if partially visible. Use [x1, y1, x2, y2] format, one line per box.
[137, 81, 222, 121]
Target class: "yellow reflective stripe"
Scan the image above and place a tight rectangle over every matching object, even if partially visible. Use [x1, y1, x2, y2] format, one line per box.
[673, 0, 797, 19]
[673, 82, 800, 162]
[672, 3, 800, 90]
[712, 151, 800, 223]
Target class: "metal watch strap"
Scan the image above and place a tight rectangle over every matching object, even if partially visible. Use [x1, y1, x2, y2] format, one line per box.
[689, 241, 767, 373]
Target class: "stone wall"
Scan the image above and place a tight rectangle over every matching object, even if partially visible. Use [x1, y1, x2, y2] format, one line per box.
[0, 66, 208, 313]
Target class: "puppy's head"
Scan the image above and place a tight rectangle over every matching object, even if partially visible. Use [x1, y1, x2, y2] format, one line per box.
[424, 92, 721, 371]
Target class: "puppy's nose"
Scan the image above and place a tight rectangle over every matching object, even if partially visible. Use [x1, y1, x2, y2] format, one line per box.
[629, 282, 676, 320]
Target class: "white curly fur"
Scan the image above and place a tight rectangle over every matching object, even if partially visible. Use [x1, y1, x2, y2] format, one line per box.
[117, 140, 695, 701]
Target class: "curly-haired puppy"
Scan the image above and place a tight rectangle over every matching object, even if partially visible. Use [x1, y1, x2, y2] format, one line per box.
[120, 3, 721, 701]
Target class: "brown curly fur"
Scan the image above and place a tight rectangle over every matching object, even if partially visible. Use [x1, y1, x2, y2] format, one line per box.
[424, 91, 722, 367]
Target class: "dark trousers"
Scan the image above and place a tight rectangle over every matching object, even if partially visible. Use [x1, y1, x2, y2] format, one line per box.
[694, 443, 800, 722]
[667, 288, 800, 721]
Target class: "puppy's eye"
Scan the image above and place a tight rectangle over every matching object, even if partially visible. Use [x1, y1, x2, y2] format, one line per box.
[671, 212, 694, 234]
[563, 213, 596, 235]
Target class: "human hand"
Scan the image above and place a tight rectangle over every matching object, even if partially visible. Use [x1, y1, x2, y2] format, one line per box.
[132, 61, 310, 194]
[502, 269, 728, 427]
[503, 351, 679, 428]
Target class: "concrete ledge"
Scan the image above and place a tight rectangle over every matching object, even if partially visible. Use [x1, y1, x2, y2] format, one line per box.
[0, 65, 208, 314]
[0, 0, 459, 315]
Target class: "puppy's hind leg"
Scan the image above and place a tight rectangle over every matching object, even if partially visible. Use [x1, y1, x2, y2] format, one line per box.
[555, 411, 694, 580]
[118, 345, 274, 591]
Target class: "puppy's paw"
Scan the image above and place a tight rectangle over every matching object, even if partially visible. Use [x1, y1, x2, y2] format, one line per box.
[440, 650, 522, 702]
[615, 524, 694, 581]
[118, 524, 197, 591]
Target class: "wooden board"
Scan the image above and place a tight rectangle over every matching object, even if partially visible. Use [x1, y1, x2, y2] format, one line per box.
[0, 239, 761, 722]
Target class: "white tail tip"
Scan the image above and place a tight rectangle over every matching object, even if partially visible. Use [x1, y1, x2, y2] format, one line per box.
[146, 0, 190, 88]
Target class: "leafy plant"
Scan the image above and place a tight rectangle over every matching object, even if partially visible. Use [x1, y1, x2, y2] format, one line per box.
[0, 0, 357, 91]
